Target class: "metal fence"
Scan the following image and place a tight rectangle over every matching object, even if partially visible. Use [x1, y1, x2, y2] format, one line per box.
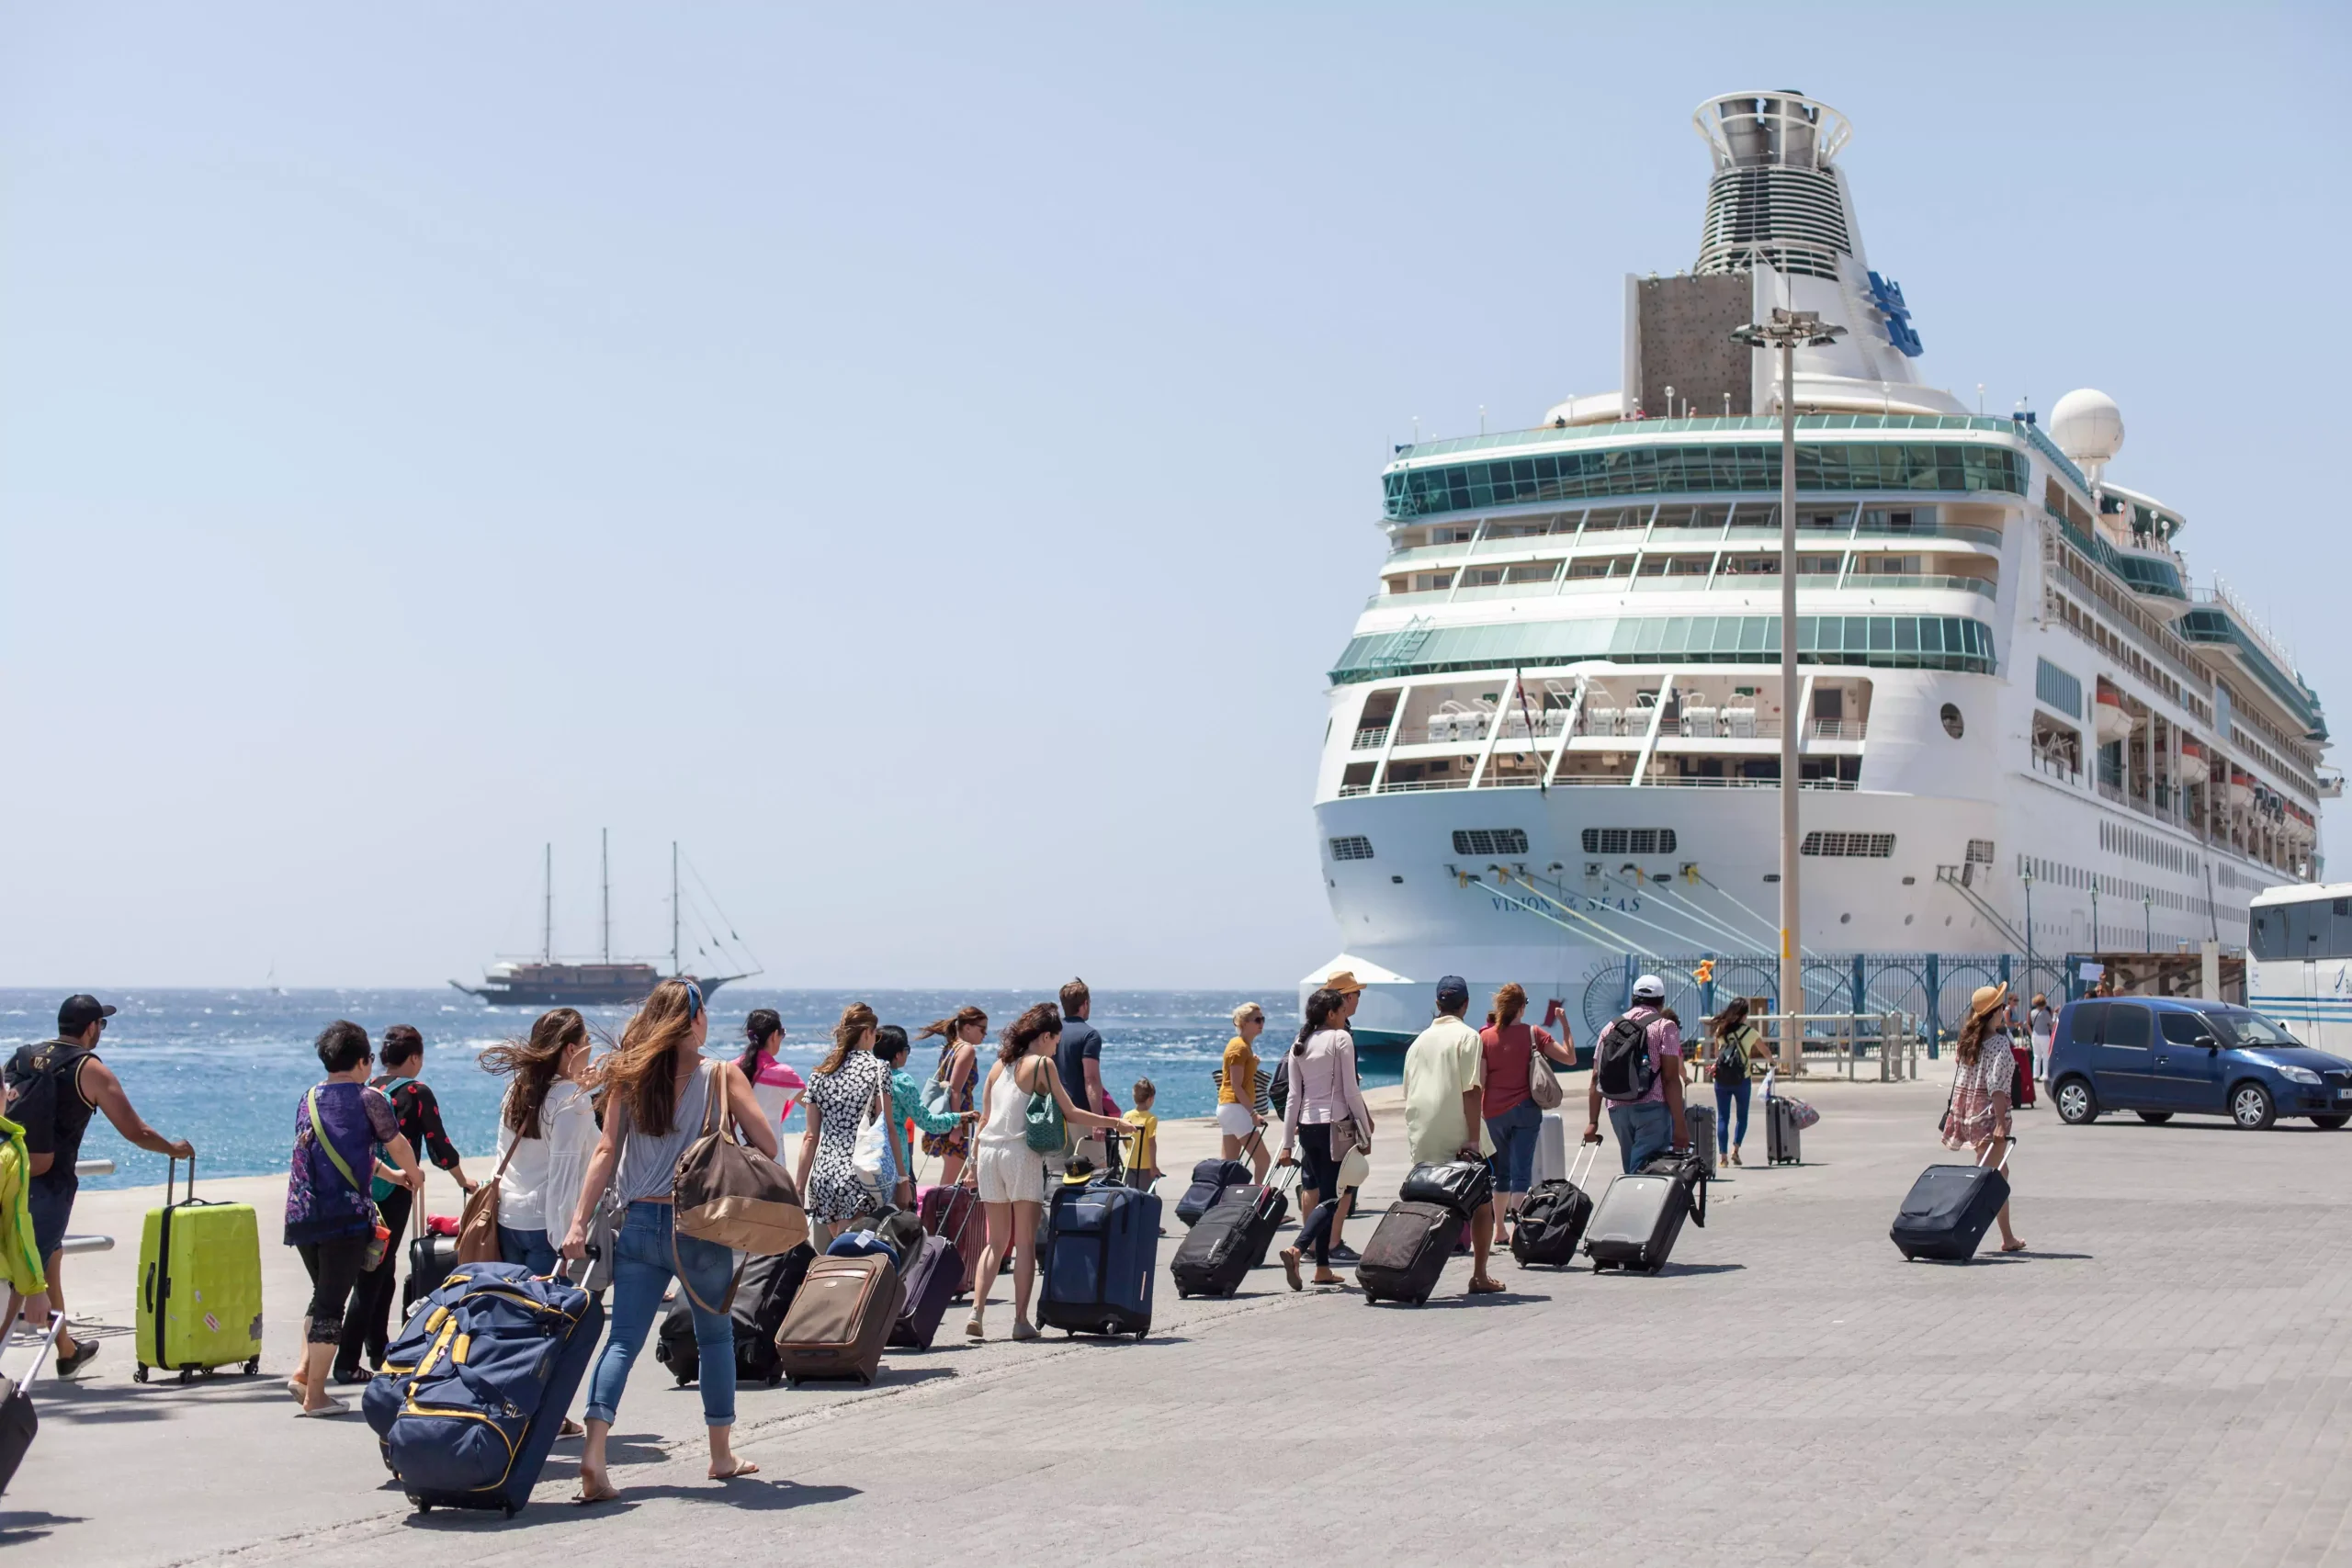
[1575, 952, 2068, 1056]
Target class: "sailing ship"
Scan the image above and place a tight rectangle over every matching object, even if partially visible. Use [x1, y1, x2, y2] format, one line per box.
[450, 833, 761, 1009]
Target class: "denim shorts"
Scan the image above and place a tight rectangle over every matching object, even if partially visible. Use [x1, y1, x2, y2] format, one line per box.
[1484, 1100, 1543, 1193]
[27, 1172, 76, 1259]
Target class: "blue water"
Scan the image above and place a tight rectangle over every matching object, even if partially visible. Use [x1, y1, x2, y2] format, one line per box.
[0, 988, 1393, 1191]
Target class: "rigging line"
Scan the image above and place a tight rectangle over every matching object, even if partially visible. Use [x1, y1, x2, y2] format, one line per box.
[1692, 871, 1819, 958]
[1575, 870, 1747, 953]
[1599, 871, 1763, 955]
[680, 851, 765, 975]
[1487, 867, 1670, 955]
[1458, 869, 1627, 944]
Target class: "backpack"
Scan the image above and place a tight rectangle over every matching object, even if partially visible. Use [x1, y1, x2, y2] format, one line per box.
[1593, 1014, 1657, 1102]
[2, 1042, 92, 1160]
[1712, 1024, 1752, 1086]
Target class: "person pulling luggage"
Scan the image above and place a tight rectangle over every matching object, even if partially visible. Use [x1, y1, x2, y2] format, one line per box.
[1941, 985, 2025, 1254]
[1276, 979, 1374, 1290]
[1585, 975, 1688, 1175]
[1398, 976, 1503, 1295]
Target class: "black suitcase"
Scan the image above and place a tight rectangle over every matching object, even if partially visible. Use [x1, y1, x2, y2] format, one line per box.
[1356, 1200, 1457, 1305]
[654, 1243, 816, 1385]
[1891, 1143, 2011, 1262]
[1510, 1142, 1601, 1268]
[1399, 1158, 1495, 1218]
[1585, 1155, 1707, 1273]
[1766, 1094, 1803, 1165]
[1170, 1181, 1284, 1299]
[0, 1311, 63, 1495]
[400, 1233, 458, 1314]
[1175, 1159, 1252, 1227]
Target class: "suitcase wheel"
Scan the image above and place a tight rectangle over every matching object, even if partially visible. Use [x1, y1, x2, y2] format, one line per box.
[177, 1367, 195, 1384]
[244, 1359, 260, 1376]
[407, 1494, 429, 1513]
[1175, 1289, 1190, 1300]
[134, 1363, 149, 1383]
[1133, 1326, 1147, 1342]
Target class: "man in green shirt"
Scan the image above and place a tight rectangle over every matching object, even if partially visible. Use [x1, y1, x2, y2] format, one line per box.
[1401, 976, 1503, 1295]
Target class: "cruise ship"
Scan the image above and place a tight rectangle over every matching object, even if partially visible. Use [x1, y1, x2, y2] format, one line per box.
[1307, 91, 2333, 1045]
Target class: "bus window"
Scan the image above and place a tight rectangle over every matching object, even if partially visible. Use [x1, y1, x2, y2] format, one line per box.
[2252, 908, 2286, 960]
[2252, 897, 2352, 962]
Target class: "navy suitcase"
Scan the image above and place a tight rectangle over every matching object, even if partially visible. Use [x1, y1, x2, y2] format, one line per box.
[1891, 1143, 2011, 1262]
[1039, 1179, 1159, 1339]
[366, 1261, 603, 1517]
[888, 1234, 964, 1348]
[1175, 1159, 1251, 1228]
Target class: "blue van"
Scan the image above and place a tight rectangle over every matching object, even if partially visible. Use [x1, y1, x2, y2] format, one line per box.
[2049, 998, 2352, 1130]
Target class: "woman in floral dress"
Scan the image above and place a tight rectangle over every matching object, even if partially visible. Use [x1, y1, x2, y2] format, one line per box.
[794, 1002, 888, 1249]
[1941, 983, 2026, 1253]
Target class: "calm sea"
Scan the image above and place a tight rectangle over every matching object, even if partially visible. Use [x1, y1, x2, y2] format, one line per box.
[0, 987, 1388, 1192]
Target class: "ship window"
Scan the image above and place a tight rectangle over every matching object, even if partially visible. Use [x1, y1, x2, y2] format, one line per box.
[1799, 831, 1896, 858]
[1578, 828, 1679, 855]
[2035, 658, 2082, 719]
[1451, 829, 1529, 857]
[1328, 836, 1375, 863]
[1940, 703, 1965, 739]
[1385, 442, 2029, 520]
[1967, 839, 1995, 863]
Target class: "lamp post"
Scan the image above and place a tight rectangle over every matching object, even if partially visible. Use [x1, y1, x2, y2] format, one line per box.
[2023, 867, 2036, 995]
[1731, 308, 1847, 1069]
[2143, 893, 2153, 953]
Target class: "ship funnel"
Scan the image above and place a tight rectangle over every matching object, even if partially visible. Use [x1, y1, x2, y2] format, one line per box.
[1692, 91, 1856, 280]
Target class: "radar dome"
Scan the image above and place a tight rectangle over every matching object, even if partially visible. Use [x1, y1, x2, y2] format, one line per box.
[2050, 389, 2124, 468]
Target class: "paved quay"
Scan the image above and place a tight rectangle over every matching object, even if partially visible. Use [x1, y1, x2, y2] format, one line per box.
[17, 1070, 2352, 1567]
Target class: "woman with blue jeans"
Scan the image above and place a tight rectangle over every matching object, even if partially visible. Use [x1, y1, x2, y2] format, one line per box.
[483, 1008, 598, 1274]
[1704, 998, 1764, 1166]
[1478, 984, 1578, 1249]
[562, 978, 776, 1503]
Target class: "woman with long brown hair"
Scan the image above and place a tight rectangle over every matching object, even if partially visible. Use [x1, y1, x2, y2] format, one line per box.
[916, 1006, 988, 1186]
[1478, 981, 1577, 1248]
[1940, 984, 2025, 1253]
[561, 978, 775, 1502]
[480, 1008, 598, 1274]
[1704, 997, 1765, 1167]
[964, 1002, 1126, 1341]
[793, 1002, 889, 1249]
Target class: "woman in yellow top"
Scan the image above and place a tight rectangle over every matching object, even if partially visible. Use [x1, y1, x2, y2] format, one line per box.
[1218, 1003, 1272, 1181]
[0, 1077, 53, 1337]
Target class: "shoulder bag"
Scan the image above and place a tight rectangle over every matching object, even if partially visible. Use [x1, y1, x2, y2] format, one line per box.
[1023, 1061, 1065, 1153]
[304, 1085, 390, 1271]
[454, 1091, 527, 1266]
[673, 1064, 808, 1308]
[1527, 1027, 1565, 1111]
[852, 1077, 899, 1194]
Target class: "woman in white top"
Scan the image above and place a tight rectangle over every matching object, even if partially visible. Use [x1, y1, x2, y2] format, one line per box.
[481, 1007, 600, 1276]
[965, 1001, 1126, 1342]
[1276, 983, 1374, 1290]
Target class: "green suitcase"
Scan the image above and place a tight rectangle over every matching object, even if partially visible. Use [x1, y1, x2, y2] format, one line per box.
[135, 1158, 264, 1383]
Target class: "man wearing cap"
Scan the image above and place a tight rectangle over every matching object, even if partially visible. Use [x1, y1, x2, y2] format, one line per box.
[1584, 974, 1688, 1174]
[1400, 976, 1504, 1295]
[3, 995, 193, 1377]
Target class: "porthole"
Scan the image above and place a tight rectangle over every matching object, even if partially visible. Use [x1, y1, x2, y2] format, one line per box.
[1939, 703, 1965, 739]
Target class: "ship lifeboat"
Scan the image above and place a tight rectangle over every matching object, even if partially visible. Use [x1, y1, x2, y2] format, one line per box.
[2178, 736, 2211, 784]
[2094, 686, 2135, 746]
[2228, 766, 2255, 811]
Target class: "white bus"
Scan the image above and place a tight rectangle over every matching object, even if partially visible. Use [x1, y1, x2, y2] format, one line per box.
[2248, 882, 2352, 1055]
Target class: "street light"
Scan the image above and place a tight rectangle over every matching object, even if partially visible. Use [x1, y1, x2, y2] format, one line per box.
[2143, 894, 2153, 953]
[2023, 867, 2036, 995]
[1731, 308, 1847, 1069]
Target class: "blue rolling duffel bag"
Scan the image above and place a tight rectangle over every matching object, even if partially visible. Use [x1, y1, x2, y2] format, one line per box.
[363, 1261, 604, 1517]
[1039, 1178, 1159, 1340]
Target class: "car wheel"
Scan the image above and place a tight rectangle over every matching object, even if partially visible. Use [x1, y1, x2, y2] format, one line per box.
[2312, 1115, 2348, 1130]
[2054, 1077, 2098, 1124]
[2135, 1111, 2172, 1124]
[2231, 1082, 2277, 1130]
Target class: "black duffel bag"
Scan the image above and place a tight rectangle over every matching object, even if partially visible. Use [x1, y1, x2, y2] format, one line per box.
[1398, 1158, 1495, 1218]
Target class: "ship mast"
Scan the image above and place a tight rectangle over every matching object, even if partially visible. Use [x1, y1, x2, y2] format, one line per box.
[601, 828, 611, 964]
[542, 842, 552, 964]
[671, 840, 681, 979]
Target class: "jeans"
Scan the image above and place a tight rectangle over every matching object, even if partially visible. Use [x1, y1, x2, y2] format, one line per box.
[498, 1224, 558, 1274]
[1607, 1100, 1673, 1175]
[297, 1236, 373, 1345]
[584, 1201, 738, 1428]
[1713, 1078, 1752, 1155]
[1293, 1123, 1343, 1266]
[1484, 1100, 1542, 1193]
[335, 1184, 412, 1372]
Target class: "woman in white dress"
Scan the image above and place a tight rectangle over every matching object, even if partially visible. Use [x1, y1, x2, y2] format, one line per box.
[1941, 984, 2026, 1253]
[481, 1007, 600, 1275]
[964, 1002, 1126, 1342]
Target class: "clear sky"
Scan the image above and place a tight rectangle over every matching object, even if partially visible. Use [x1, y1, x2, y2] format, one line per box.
[2, 4, 2345, 989]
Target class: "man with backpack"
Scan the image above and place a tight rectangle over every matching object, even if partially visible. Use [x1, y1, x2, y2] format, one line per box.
[1583, 975, 1688, 1174]
[4, 994, 193, 1377]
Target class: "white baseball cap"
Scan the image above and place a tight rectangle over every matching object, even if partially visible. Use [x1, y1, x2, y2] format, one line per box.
[1632, 973, 1667, 1000]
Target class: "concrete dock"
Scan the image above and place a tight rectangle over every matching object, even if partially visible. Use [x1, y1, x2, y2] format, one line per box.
[14, 1070, 2352, 1566]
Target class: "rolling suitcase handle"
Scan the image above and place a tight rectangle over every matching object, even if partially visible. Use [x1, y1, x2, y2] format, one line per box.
[5, 1312, 66, 1391]
[1976, 1134, 2015, 1173]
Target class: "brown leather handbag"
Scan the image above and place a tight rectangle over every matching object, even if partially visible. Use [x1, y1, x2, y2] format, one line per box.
[673, 1064, 808, 1277]
[453, 1133, 520, 1266]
